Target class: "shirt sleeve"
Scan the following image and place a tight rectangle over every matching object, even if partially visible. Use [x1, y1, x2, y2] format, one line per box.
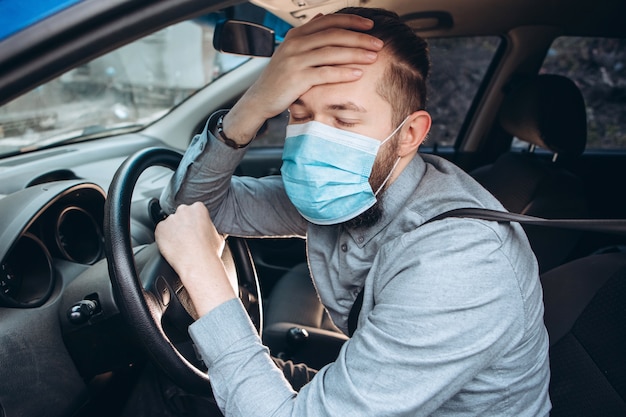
[160, 111, 307, 238]
[188, 218, 534, 417]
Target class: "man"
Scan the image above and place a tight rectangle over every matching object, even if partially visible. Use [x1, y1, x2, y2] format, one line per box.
[155, 7, 551, 416]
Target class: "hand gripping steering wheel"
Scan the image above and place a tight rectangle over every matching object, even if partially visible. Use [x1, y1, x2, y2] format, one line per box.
[104, 147, 262, 395]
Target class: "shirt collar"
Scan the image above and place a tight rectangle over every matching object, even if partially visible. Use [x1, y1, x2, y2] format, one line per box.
[345, 154, 427, 248]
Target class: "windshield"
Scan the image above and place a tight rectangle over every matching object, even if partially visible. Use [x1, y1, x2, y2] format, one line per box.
[0, 18, 248, 157]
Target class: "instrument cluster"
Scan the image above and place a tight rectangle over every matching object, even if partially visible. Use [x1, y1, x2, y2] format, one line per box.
[0, 185, 105, 308]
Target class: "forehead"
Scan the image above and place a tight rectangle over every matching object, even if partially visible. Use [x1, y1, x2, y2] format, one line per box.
[296, 54, 392, 114]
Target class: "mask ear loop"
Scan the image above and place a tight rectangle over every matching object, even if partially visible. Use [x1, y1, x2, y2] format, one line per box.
[380, 116, 411, 146]
[374, 156, 401, 196]
[374, 116, 410, 196]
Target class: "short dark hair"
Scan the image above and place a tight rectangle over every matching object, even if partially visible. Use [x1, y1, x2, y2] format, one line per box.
[335, 7, 430, 125]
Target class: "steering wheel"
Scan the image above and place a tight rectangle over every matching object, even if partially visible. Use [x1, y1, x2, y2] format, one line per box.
[104, 147, 262, 395]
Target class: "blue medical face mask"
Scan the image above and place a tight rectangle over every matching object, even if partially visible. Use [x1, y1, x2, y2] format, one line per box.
[281, 118, 408, 225]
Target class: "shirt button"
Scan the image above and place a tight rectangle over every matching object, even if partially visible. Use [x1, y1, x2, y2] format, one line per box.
[341, 243, 348, 252]
[357, 236, 364, 244]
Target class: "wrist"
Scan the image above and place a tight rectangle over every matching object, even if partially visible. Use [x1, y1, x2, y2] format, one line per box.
[224, 96, 269, 141]
[209, 110, 252, 149]
[182, 260, 237, 317]
[215, 112, 251, 149]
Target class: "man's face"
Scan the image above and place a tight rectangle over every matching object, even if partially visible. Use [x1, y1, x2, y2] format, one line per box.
[287, 54, 400, 187]
[287, 53, 400, 227]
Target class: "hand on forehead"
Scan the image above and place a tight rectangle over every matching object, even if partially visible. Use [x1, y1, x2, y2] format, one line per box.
[224, 12, 385, 140]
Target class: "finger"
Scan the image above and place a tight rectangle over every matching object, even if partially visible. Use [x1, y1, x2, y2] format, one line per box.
[275, 31, 381, 78]
[285, 27, 382, 55]
[190, 201, 208, 215]
[294, 44, 379, 69]
[301, 65, 367, 87]
[293, 13, 374, 37]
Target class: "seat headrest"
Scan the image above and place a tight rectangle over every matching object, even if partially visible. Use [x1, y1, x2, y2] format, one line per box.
[499, 74, 587, 157]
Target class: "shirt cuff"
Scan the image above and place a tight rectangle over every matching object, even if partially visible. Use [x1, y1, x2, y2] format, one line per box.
[188, 298, 260, 368]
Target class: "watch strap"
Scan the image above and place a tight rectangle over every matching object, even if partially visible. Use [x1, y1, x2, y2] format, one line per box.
[214, 111, 251, 149]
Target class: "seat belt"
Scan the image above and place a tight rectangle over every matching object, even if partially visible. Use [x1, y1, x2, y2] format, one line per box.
[347, 208, 626, 337]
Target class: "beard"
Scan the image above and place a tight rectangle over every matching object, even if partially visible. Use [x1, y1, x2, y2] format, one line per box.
[342, 136, 399, 229]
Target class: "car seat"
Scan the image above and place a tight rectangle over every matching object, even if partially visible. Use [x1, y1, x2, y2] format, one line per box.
[471, 74, 588, 272]
[262, 263, 347, 369]
[541, 251, 626, 416]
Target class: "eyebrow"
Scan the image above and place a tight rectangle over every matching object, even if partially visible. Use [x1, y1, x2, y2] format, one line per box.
[326, 102, 367, 113]
[292, 98, 367, 113]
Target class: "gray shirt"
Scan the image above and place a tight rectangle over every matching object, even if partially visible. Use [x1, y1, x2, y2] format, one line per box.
[161, 114, 551, 416]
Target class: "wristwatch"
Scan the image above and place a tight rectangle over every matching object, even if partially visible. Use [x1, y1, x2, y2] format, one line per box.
[214, 111, 251, 149]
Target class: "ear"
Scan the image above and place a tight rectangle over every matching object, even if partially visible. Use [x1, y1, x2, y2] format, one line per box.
[397, 110, 431, 157]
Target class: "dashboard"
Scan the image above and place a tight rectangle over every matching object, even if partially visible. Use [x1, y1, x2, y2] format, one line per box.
[0, 133, 175, 416]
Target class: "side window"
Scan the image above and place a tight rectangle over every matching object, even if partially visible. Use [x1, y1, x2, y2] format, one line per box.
[251, 36, 502, 148]
[426, 37, 501, 148]
[540, 37, 626, 150]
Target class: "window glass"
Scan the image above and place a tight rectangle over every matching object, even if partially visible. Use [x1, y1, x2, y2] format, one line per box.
[540, 37, 626, 150]
[426, 37, 501, 148]
[251, 36, 501, 148]
[0, 19, 248, 156]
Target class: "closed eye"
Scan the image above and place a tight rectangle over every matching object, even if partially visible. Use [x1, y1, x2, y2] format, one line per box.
[289, 114, 311, 124]
[336, 119, 358, 128]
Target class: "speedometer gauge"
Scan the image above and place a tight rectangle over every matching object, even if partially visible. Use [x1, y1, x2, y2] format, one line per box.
[0, 233, 54, 308]
[55, 206, 103, 265]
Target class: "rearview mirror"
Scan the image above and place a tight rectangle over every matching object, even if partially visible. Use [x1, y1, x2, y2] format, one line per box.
[213, 20, 275, 57]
